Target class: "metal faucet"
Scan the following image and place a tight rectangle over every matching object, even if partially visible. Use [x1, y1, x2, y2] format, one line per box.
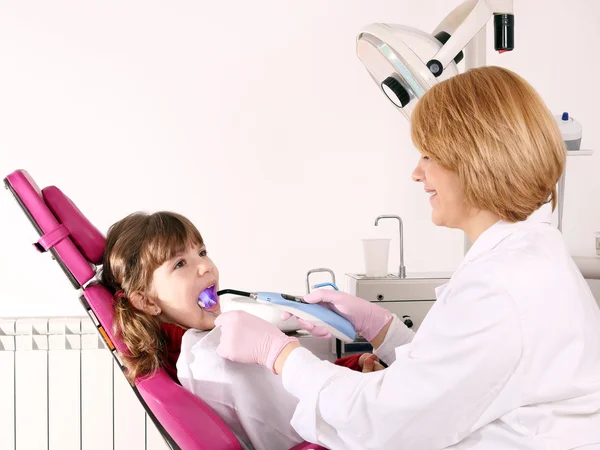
[306, 268, 337, 294]
[374, 215, 406, 279]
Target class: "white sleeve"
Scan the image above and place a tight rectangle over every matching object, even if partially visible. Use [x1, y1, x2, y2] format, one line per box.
[281, 277, 523, 450]
[373, 314, 415, 365]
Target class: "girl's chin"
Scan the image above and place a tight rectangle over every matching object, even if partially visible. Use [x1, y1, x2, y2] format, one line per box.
[193, 315, 218, 332]
[204, 309, 220, 319]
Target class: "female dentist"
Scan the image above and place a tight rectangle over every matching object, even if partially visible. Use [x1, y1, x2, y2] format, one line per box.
[215, 66, 600, 449]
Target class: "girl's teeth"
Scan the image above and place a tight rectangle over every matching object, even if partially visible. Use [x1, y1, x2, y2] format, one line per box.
[198, 285, 218, 308]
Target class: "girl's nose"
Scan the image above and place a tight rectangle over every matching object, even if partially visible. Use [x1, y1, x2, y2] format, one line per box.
[197, 260, 212, 277]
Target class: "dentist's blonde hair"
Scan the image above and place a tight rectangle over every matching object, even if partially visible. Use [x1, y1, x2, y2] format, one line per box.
[411, 66, 566, 222]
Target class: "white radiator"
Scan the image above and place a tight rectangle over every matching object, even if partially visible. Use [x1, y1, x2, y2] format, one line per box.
[0, 317, 170, 450]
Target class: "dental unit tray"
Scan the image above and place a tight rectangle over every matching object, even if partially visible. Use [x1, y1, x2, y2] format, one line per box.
[218, 289, 357, 343]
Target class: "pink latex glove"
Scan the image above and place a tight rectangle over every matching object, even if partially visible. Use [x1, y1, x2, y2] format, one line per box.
[215, 310, 299, 373]
[282, 290, 392, 342]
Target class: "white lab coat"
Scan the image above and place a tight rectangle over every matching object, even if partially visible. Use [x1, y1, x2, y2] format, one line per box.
[177, 327, 303, 450]
[282, 204, 600, 449]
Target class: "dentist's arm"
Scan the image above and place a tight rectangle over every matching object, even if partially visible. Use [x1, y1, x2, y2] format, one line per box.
[281, 280, 522, 449]
[216, 277, 522, 450]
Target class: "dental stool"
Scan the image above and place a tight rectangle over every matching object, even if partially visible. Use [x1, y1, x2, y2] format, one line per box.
[4, 169, 326, 450]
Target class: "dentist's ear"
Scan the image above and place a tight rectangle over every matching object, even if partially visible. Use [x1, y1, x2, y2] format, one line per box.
[129, 291, 161, 316]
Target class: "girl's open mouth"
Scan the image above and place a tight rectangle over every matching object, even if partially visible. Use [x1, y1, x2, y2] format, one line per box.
[198, 284, 218, 309]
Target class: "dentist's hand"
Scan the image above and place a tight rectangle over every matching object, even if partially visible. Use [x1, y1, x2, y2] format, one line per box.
[282, 290, 393, 343]
[359, 353, 385, 373]
[216, 311, 299, 374]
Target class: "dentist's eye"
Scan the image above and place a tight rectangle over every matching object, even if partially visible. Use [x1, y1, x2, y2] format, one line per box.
[174, 259, 186, 269]
[199, 250, 207, 257]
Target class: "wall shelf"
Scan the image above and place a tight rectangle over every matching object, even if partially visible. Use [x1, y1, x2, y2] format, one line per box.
[567, 150, 594, 156]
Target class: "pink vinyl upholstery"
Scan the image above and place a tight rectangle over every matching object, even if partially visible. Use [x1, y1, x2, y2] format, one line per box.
[4, 169, 327, 450]
[6, 170, 96, 288]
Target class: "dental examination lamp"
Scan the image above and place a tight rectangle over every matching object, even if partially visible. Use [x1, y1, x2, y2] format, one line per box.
[356, 0, 514, 120]
[356, 0, 514, 253]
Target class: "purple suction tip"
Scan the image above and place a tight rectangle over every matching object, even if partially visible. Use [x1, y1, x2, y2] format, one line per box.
[198, 286, 217, 308]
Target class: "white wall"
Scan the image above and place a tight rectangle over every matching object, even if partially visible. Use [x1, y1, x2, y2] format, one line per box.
[1, 0, 599, 317]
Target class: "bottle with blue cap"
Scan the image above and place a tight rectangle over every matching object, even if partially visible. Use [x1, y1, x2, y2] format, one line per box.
[554, 112, 583, 150]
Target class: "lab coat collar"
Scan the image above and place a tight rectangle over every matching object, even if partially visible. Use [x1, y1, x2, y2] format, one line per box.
[458, 202, 553, 271]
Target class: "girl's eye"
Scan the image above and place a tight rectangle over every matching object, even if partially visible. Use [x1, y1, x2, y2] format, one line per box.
[174, 259, 185, 269]
[422, 155, 430, 161]
[199, 250, 207, 257]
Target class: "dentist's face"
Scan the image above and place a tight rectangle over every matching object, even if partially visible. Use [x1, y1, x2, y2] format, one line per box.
[412, 154, 469, 229]
[151, 243, 221, 331]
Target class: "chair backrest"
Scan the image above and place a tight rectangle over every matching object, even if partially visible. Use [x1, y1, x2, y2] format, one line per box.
[4, 169, 243, 450]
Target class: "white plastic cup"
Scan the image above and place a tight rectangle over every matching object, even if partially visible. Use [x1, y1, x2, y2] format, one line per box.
[362, 238, 391, 277]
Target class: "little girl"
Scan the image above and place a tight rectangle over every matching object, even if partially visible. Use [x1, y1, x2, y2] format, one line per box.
[100, 210, 383, 450]
[100, 211, 302, 450]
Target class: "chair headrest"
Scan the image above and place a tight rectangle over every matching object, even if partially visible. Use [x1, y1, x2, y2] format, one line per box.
[5, 170, 100, 287]
[42, 186, 105, 265]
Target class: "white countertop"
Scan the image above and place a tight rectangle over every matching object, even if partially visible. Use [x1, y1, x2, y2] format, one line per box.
[573, 256, 600, 280]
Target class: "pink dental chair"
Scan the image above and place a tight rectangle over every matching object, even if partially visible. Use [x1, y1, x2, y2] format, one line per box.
[4, 169, 326, 450]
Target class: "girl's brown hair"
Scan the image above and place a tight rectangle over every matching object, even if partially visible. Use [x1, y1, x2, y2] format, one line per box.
[411, 66, 566, 222]
[100, 211, 204, 383]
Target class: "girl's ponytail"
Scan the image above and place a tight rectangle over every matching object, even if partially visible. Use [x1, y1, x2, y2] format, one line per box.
[112, 290, 165, 384]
